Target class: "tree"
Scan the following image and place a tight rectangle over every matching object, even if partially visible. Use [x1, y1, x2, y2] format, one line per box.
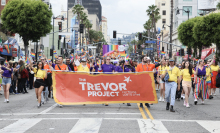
[72, 5, 84, 25]
[144, 19, 152, 41]
[84, 19, 93, 43]
[1, 0, 52, 56]
[89, 30, 106, 43]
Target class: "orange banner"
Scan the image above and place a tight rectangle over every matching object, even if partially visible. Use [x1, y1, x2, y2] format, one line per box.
[52, 72, 158, 105]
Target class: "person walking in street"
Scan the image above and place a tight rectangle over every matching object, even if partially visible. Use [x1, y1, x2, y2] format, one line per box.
[1, 62, 12, 103]
[161, 58, 180, 112]
[158, 60, 166, 102]
[11, 62, 18, 94]
[76, 58, 90, 72]
[180, 61, 193, 108]
[30, 61, 47, 108]
[210, 60, 219, 96]
[18, 61, 29, 94]
[206, 60, 213, 99]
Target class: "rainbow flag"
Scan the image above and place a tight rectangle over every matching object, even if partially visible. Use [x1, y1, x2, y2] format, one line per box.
[81, 54, 85, 58]
[155, 60, 158, 63]
[4, 45, 10, 53]
[25, 57, 29, 64]
[55, 55, 58, 59]
[39, 54, 42, 58]
[31, 52, 35, 57]
[4, 60, 8, 66]
[70, 54, 73, 58]
[126, 54, 129, 61]
[53, 51, 57, 54]
[81, 49, 84, 52]
[120, 54, 126, 57]
[89, 56, 93, 59]
[103, 45, 119, 55]
[161, 51, 166, 56]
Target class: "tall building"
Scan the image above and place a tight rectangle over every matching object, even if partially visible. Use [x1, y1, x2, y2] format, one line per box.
[101, 16, 108, 43]
[68, 0, 102, 22]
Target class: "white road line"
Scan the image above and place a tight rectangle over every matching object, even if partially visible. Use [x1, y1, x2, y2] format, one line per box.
[0, 119, 42, 133]
[69, 118, 102, 133]
[138, 119, 169, 133]
[197, 121, 220, 133]
[40, 103, 57, 114]
[0, 113, 141, 115]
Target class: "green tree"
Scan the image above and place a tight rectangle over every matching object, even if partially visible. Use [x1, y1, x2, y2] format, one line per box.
[144, 19, 152, 41]
[72, 5, 84, 24]
[89, 30, 106, 43]
[84, 19, 93, 43]
[1, 0, 52, 56]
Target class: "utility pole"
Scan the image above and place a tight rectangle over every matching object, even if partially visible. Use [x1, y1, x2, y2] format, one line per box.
[170, 0, 173, 58]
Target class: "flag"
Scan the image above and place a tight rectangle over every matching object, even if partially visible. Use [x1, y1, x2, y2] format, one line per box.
[4, 60, 8, 66]
[25, 57, 29, 64]
[126, 54, 129, 61]
[0, 45, 3, 52]
[53, 51, 57, 54]
[39, 54, 42, 58]
[155, 60, 158, 63]
[81, 54, 85, 58]
[4, 45, 10, 53]
[55, 55, 58, 59]
[86, 51, 89, 54]
[81, 49, 84, 52]
[70, 54, 73, 58]
[31, 52, 35, 58]
[89, 56, 93, 59]
[161, 51, 166, 56]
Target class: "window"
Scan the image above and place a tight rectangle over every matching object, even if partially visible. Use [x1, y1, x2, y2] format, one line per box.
[197, 9, 203, 16]
[163, 10, 166, 15]
[162, 19, 166, 24]
[1, 0, 6, 5]
[183, 6, 192, 16]
[162, 3, 165, 6]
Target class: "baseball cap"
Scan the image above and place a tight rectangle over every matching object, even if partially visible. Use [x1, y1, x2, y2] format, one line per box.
[169, 58, 175, 62]
[81, 58, 86, 62]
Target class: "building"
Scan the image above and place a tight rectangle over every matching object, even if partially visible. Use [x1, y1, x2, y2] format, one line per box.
[68, 0, 102, 22]
[101, 16, 108, 43]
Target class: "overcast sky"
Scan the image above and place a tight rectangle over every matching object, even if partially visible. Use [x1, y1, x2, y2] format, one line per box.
[50, 0, 155, 38]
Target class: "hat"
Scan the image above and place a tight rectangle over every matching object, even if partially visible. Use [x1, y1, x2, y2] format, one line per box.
[146, 57, 151, 60]
[81, 58, 86, 62]
[169, 58, 175, 62]
[9, 60, 15, 63]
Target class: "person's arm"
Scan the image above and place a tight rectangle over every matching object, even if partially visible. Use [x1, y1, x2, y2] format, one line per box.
[161, 69, 168, 79]
[177, 76, 181, 91]
[2, 66, 12, 71]
[66, 66, 69, 71]
[155, 63, 160, 68]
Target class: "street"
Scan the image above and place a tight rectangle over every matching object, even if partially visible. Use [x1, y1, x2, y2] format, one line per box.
[0, 88, 220, 133]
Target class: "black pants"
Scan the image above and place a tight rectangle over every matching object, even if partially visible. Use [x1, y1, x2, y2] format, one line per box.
[11, 79, 17, 93]
[29, 77, 34, 89]
[18, 78, 27, 93]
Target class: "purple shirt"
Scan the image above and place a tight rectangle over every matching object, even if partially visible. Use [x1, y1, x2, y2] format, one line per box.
[195, 66, 206, 76]
[115, 66, 123, 72]
[52, 63, 56, 69]
[101, 64, 115, 73]
[90, 65, 99, 74]
[2, 67, 13, 78]
[124, 65, 135, 72]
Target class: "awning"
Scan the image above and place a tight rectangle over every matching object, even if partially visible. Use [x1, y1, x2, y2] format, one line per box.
[201, 48, 212, 60]
[205, 52, 215, 61]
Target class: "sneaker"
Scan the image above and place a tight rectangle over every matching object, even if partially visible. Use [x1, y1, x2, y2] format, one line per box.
[159, 97, 162, 102]
[140, 103, 143, 108]
[201, 100, 205, 104]
[213, 93, 216, 96]
[6, 99, 9, 103]
[186, 103, 190, 108]
[59, 104, 63, 108]
[183, 101, 186, 106]
[127, 103, 131, 106]
[162, 98, 165, 102]
[181, 95, 184, 100]
[105, 104, 109, 106]
[194, 99, 197, 105]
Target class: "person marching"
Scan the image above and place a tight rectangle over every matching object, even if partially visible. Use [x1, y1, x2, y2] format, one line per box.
[206, 59, 213, 99]
[161, 58, 180, 112]
[194, 56, 215, 105]
[210, 59, 219, 96]
[1, 62, 12, 103]
[158, 59, 166, 102]
[180, 61, 193, 108]
[30, 61, 47, 108]
[98, 56, 115, 106]
[76, 58, 90, 72]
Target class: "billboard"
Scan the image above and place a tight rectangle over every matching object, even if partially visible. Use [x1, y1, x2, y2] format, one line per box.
[198, 0, 219, 10]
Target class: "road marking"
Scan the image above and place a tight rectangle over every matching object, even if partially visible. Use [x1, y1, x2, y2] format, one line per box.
[69, 118, 102, 133]
[197, 121, 220, 133]
[40, 103, 57, 114]
[144, 105, 154, 120]
[138, 119, 169, 133]
[0, 113, 141, 115]
[0, 119, 42, 133]
[137, 103, 147, 119]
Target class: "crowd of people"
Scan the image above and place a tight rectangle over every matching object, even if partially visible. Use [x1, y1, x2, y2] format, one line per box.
[0, 53, 219, 112]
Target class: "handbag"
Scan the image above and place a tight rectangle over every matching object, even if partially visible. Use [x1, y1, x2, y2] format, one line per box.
[164, 73, 169, 82]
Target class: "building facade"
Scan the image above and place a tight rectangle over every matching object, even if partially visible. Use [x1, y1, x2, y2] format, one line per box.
[101, 16, 108, 43]
[68, 0, 102, 22]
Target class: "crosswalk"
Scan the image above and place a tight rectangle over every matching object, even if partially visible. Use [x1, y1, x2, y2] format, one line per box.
[0, 118, 219, 133]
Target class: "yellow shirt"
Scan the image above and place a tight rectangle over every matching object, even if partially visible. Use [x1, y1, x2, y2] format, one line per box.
[163, 66, 180, 83]
[206, 67, 211, 81]
[181, 69, 194, 81]
[34, 68, 46, 79]
[77, 64, 90, 72]
[159, 65, 166, 75]
[210, 65, 219, 72]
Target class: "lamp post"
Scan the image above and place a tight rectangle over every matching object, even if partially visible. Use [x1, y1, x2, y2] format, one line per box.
[162, 24, 172, 58]
[176, 7, 190, 60]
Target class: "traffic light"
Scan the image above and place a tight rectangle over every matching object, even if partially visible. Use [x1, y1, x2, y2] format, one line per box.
[113, 31, 116, 38]
[187, 48, 192, 55]
[59, 35, 62, 40]
[162, 47, 164, 52]
[138, 33, 142, 40]
[50, 49, 53, 56]
[80, 24, 84, 33]
[118, 40, 121, 45]
[138, 44, 140, 49]
[58, 22, 62, 32]
[181, 49, 184, 56]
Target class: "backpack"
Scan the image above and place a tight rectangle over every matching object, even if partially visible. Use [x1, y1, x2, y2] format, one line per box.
[23, 69, 29, 79]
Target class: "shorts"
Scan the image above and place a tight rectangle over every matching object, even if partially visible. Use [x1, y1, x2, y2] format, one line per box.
[182, 80, 192, 88]
[160, 79, 165, 84]
[34, 79, 46, 88]
[2, 77, 11, 85]
[206, 80, 211, 87]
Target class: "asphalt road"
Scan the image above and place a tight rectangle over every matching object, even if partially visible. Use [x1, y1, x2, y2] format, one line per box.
[0, 87, 220, 133]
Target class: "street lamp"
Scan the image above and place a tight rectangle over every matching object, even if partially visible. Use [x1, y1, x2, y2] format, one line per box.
[176, 7, 190, 61]
[52, 15, 64, 62]
[162, 24, 172, 58]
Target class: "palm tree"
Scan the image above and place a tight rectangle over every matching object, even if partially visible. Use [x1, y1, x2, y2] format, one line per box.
[80, 12, 88, 46]
[144, 19, 152, 41]
[146, 5, 161, 39]
[84, 19, 93, 43]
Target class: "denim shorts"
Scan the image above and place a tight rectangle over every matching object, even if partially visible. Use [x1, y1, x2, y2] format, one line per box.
[2, 77, 12, 85]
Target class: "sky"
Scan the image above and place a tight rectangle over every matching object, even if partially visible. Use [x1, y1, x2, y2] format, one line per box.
[50, 0, 155, 38]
